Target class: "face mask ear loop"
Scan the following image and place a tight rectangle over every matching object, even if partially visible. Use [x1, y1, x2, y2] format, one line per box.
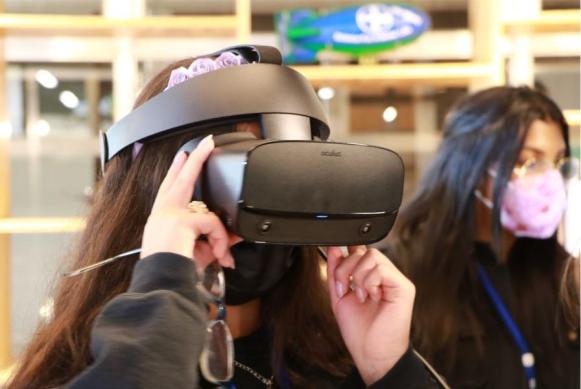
[474, 167, 498, 210]
[474, 189, 494, 209]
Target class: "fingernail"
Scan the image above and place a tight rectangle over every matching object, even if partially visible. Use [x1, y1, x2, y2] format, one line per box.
[173, 151, 186, 162]
[335, 281, 345, 299]
[199, 134, 214, 148]
[356, 287, 367, 303]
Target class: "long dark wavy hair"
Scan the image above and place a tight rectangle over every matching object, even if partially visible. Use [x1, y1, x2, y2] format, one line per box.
[393, 86, 572, 375]
[8, 58, 352, 389]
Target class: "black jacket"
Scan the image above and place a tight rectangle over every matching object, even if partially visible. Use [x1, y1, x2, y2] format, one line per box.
[390, 242, 580, 389]
[65, 253, 441, 388]
[440, 243, 580, 389]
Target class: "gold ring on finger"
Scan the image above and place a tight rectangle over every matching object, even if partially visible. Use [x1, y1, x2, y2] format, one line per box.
[187, 200, 209, 214]
[348, 275, 355, 292]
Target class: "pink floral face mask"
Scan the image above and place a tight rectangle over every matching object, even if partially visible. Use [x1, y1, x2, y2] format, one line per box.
[476, 169, 567, 239]
[501, 169, 567, 238]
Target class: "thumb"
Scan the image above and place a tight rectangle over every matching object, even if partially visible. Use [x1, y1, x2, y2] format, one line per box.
[326, 246, 345, 307]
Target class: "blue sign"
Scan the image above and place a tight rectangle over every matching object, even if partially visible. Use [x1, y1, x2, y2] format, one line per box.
[276, 3, 431, 64]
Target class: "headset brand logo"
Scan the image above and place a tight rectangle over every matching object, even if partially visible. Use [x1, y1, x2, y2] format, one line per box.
[321, 150, 342, 157]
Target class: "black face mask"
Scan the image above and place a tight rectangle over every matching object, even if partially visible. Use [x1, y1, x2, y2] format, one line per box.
[223, 242, 298, 305]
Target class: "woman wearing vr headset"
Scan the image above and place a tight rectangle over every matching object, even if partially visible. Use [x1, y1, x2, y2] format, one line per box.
[9, 48, 440, 388]
[390, 86, 579, 388]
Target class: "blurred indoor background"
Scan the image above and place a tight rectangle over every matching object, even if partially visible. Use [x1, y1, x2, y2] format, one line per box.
[0, 0, 579, 379]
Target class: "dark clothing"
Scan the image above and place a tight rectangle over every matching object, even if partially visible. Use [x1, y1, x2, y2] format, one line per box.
[66, 252, 440, 388]
[208, 327, 438, 389]
[455, 242, 579, 389]
[390, 242, 580, 389]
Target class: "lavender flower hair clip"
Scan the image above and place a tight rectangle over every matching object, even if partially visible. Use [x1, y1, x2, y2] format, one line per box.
[164, 51, 248, 92]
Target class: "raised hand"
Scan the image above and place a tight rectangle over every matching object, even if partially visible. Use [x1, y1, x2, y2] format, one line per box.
[326, 246, 415, 385]
[141, 135, 238, 269]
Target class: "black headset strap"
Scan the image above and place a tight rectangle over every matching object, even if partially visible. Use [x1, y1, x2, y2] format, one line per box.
[99, 46, 326, 171]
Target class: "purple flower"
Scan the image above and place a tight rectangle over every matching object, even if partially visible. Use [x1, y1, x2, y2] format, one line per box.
[188, 57, 218, 75]
[215, 52, 247, 68]
[165, 67, 193, 90]
[132, 142, 143, 160]
[164, 52, 247, 92]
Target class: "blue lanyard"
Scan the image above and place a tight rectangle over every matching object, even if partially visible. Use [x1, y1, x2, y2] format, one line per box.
[477, 263, 537, 389]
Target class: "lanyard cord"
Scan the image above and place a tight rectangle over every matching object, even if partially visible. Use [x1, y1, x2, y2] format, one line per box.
[477, 263, 537, 389]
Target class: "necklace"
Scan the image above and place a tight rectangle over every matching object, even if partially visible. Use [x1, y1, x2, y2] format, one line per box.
[234, 360, 274, 388]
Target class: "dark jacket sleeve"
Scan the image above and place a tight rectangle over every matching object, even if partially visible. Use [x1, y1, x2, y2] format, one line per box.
[66, 253, 208, 389]
[368, 347, 443, 388]
[341, 347, 443, 388]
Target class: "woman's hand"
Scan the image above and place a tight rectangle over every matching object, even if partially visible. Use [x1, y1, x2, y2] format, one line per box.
[326, 246, 415, 385]
[141, 135, 237, 269]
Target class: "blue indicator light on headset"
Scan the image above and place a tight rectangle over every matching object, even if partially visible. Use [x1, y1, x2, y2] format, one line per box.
[316, 214, 329, 219]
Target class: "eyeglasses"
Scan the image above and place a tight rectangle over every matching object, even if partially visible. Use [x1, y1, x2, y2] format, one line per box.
[196, 261, 234, 384]
[65, 251, 234, 384]
[514, 157, 579, 179]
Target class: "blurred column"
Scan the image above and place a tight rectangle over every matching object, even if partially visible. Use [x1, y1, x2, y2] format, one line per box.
[111, 39, 139, 120]
[235, 0, 251, 43]
[103, 0, 145, 18]
[103, 0, 144, 120]
[0, 0, 11, 367]
[86, 70, 101, 180]
[24, 72, 42, 213]
[469, 0, 505, 91]
[508, 35, 534, 87]
[7, 68, 24, 138]
[413, 87, 438, 182]
[86, 69, 101, 135]
[326, 87, 350, 141]
[564, 179, 581, 256]
[504, 0, 541, 87]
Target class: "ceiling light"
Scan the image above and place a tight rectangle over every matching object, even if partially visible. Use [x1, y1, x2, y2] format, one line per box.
[59, 90, 80, 109]
[317, 87, 335, 100]
[382, 106, 398, 123]
[35, 69, 58, 89]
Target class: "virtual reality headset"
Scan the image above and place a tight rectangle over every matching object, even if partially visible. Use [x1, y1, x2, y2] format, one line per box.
[100, 45, 404, 246]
